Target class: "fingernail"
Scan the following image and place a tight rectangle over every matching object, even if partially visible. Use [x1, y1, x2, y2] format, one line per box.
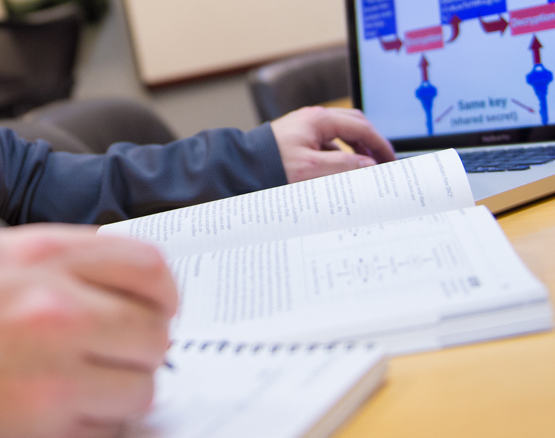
[358, 158, 375, 168]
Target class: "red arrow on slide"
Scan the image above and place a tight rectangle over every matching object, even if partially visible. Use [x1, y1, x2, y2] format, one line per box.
[530, 35, 543, 65]
[435, 105, 454, 123]
[479, 15, 508, 35]
[419, 55, 430, 82]
[511, 98, 535, 114]
[379, 36, 403, 52]
[447, 14, 462, 43]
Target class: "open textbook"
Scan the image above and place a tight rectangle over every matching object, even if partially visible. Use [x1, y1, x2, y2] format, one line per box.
[102, 148, 552, 438]
[99, 148, 553, 354]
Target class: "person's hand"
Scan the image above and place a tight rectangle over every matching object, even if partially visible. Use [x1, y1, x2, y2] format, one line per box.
[0, 224, 178, 438]
[271, 106, 396, 183]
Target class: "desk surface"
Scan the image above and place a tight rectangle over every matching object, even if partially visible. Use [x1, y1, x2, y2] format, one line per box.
[336, 198, 555, 438]
[324, 99, 555, 438]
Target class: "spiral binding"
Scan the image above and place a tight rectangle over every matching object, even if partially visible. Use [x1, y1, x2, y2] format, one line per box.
[175, 339, 376, 355]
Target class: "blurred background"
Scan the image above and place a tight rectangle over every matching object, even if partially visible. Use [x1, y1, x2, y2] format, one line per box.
[0, 0, 347, 139]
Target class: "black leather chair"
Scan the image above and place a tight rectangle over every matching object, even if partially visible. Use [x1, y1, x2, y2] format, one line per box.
[0, 3, 84, 118]
[0, 98, 177, 153]
[247, 45, 351, 123]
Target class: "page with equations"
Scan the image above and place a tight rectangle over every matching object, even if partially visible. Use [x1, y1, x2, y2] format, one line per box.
[168, 206, 547, 349]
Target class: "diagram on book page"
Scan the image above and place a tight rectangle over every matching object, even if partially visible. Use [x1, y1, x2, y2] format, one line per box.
[359, 0, 555, 139]
[302, 226, 469, 301]
[169, 206, 545, 343]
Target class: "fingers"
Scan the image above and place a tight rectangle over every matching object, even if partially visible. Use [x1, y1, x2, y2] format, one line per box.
[0, 225, 175, 437]
[321, 141, 342, 151]
[1, 276, 164, 436]
[311, 107, 396, 163]
[289, 149, 377, 181]
[75, 362, 154, 420]
[4, 276, 169, 377]
[2, 224, 178, 318]
[272, 107, 389, 183]
[307, 150, 377, 179]
[64, 236, 178, 318]
[323, 106, 368, 121]
[2, 236, 172, 372]
[0, 224, 101, 264]
[79, 282, 170, 372]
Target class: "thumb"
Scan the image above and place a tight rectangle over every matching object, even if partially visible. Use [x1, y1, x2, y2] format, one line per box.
[307, 150, 377, 180]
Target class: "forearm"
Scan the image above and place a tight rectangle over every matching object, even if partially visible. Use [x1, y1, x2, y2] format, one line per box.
[1, 124, 287, 225]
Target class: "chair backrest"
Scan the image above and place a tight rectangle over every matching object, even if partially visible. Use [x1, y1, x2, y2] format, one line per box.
[0, 118, 91, 153]
[2, 97, 177, 154]
[26, 98, 177, 153]
[0, 3, 83, 117]
[247, 45, 350, 123]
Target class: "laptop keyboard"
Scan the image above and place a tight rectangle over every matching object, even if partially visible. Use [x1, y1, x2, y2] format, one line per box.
[459, 145, 555, 173]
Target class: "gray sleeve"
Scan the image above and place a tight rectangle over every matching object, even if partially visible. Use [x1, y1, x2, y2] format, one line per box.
[0, 123, 288, 225]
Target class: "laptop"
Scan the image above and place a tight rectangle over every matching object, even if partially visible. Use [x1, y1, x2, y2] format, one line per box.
[346, 0, 555, 213]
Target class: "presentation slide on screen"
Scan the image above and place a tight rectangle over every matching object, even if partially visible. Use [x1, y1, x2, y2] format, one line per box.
[357, 0, 555, 140]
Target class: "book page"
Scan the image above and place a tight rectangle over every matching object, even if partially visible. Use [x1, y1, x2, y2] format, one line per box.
[168, 206, 547, 347]
[98, 149, 474, 260]
[124, 342, 385, 438]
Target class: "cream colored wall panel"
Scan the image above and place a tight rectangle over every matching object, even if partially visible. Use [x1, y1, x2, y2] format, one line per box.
[124, 0, 346, 86]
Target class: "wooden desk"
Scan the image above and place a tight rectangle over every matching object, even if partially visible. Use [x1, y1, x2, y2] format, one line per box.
[324, 99, 555, 438]
[333, 198, 555, 438]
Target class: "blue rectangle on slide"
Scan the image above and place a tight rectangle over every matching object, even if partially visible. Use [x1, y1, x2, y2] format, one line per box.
[439, 0, 507, 25]
[362, 0, 396, 40]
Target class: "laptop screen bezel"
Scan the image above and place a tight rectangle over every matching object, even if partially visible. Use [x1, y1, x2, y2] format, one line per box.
[345, 0, 555, 152]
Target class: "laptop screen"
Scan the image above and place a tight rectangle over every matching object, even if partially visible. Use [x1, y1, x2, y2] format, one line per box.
[347, 0, 555, 151]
